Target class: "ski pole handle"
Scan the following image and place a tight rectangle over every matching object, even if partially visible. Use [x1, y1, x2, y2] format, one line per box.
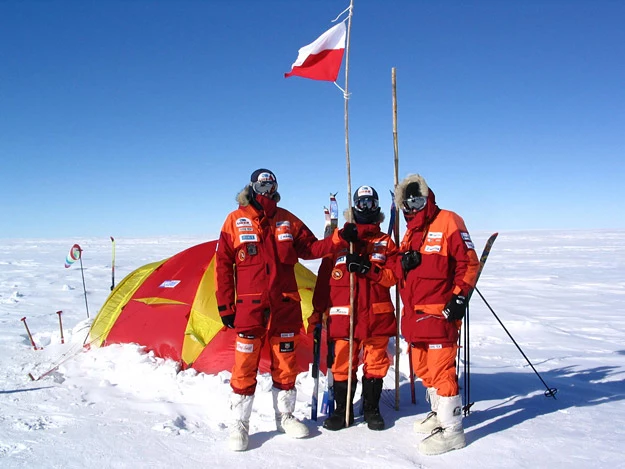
[21, 317, 41, 350]
[56, 310, 64, 344]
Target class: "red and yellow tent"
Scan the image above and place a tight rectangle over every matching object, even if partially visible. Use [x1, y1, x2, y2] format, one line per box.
[88, 241, 324, 374]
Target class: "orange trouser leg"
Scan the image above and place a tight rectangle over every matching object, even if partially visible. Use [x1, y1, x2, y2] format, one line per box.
[331, 338, 361, 382]
[411, 344, 459, 396]
[362, 336, 390, 379]
[269, 335, 300, 390]
[231, 335, 263, 395]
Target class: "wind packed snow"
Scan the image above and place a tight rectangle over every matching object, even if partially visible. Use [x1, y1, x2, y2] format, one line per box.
[1, 231, 624, 468]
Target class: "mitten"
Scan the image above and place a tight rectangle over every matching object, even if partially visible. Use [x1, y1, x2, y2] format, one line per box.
[442, 294, 467, 322]
[346, 253, 371, 275]
[339, 223, 358, 243]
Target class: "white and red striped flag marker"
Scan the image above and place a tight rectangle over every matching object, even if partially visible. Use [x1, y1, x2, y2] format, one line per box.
[284, 21, 346, 82]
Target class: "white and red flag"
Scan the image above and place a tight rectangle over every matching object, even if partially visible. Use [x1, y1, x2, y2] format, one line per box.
[284, 22, 346, 81]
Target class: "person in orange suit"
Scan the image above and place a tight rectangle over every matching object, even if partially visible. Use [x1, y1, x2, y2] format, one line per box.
[394, 174, 479, 455]
[215, 168, 356, 451]
[313, 185, 398, 432]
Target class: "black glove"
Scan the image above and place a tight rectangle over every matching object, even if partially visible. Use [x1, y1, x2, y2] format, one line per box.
[221, 313, 236, 329]
[339, 223, 358, 243]
[442, 294, 467, 322]
[345, 253, 371, 275]
[401, 250, 421, 273]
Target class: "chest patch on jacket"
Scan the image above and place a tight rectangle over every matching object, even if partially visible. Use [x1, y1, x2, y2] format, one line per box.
[332, 268, 343, 280]
[279, 341, 295, 353]
[424, 245, 441, 253]
[239, 234, 258, 243]
[236, 217, 253, 227]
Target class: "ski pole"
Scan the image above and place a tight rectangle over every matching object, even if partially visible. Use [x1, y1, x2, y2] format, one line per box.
[475, 287, 558, 399]
[408, 343, 416, 404]
[56, 310, 64, 344]
[21, 317, 41, 350]
[311, 324, 322, 421]
[78, 249, 90, 319]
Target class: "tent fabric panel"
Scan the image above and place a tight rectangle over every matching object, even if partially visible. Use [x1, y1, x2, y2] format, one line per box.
[104, 302, 190, 363]
[131, 241, 216, 305]
[89, 260, 165, 347]
[181, 255, 224, 366]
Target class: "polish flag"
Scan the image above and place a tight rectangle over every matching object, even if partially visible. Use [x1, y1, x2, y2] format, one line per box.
[284, 22, 346, 81]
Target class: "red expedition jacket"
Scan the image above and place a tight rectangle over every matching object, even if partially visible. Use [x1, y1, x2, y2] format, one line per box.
[215, 190, 344, 337]
[314, 223, 398, 341]
[395, 188, 479, 346]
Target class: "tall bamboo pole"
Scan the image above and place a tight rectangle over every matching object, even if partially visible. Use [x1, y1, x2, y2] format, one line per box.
[344, 0, 355, 428]
[392, 67, 401, 411]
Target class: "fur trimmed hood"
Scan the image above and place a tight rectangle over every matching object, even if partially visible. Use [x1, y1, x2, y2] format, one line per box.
[394, 174, 429, 209]
[343, 208, 385, 225]
[236, 185, 281, 207]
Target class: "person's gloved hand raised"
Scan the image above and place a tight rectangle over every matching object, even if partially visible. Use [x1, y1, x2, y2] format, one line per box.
[345, 253, 371, 275]
[339, 223, 358, 243]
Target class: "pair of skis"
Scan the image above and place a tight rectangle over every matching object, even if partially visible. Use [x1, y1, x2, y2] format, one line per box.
[311, 193, 338, 421]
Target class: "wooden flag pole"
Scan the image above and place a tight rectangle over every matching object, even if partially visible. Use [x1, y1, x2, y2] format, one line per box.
[343, 0, 356, 429]
[391, 67, 401, 411]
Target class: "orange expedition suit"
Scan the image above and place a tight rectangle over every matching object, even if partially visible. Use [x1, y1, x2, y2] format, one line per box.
[215, 189, 345, 395]
[395, 183, 479, 397]
[314, 223, 398, 382]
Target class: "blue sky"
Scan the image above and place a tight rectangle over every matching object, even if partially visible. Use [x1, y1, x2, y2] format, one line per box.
[1, 0, 623, 239]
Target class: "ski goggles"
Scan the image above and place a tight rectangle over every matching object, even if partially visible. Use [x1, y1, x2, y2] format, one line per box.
[403, 195, 427, 213]
[354, 196, 379, 212]
[251, 180, 278, 196]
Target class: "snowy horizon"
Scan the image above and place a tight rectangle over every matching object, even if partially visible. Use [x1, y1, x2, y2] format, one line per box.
[1, 230, 624, 468]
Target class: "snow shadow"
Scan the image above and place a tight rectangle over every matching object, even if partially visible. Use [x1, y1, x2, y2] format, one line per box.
[463, 365, 625, 443]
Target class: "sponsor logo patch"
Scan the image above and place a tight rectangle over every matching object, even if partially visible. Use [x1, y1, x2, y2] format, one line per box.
[374, 240, 388, 247]
[331, 268, 343, 280]
[335, 256, 346, 265]
[424, 245, 441, 253]
[238, 227, 253, 232]
[461, 232, 472, 241]
[429, 344, 443, 349]
[236, 217, 252, 227]
[236, 341, 254, 353]
[357, 186, 374, 197]
[279, 341, 294, 353]
[277, 233, 294, 241]
[238, 250, 245, 262]
[427, 231, 443, 239]
[371, 253, 386, 262]
[280, 332, 295, 338]
[239, 234, 258, 243]
[159, 280, 180, 288]
[329, 307, 350, 316]
[465, 241, 475, 250]
[276, 221, 291, 228]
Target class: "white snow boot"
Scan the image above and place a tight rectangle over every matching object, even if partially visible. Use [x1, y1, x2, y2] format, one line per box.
[414, 387, 440, 434]
[272, 387, 309, 439]
[228, 393, 254, 451]
[418, 394, 466, 455]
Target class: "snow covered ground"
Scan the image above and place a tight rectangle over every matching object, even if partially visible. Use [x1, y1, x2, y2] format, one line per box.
[1, 230, 624, 468]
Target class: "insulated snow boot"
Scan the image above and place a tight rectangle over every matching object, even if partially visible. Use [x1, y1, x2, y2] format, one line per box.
[418, 394, 466, 455]
[362, 377, 385, 431]
[323, 380, 356, 431]
[272, 387, 309, 439]
[414, 387, 440, 434]
[228, 393, 254, 451]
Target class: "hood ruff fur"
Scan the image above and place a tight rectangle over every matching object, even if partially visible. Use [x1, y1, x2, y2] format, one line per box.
[236, 185, 281, 207]
[394, 174, 429, 208]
